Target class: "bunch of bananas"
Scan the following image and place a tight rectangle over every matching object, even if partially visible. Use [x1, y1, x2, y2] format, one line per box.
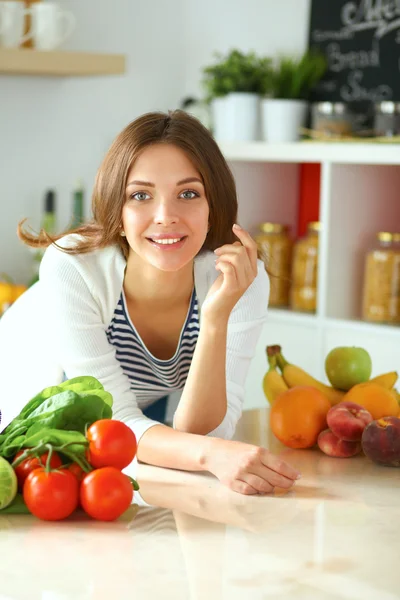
[263, 344, 399, 407]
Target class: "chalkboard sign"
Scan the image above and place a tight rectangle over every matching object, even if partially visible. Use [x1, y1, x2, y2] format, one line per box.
[308, 1, 400, 126]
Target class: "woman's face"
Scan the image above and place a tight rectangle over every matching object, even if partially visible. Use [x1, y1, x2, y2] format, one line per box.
[122, 143, 210, 272]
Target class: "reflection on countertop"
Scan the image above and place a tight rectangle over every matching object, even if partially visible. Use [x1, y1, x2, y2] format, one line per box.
[1, 407, 400, 600]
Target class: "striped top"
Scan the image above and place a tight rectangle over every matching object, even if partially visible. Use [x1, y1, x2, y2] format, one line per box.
[106, 289, 199, 411]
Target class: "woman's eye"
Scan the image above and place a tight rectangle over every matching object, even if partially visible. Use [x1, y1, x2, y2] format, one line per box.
[131, 192, 150, 201]
[181, 190, 199, 200]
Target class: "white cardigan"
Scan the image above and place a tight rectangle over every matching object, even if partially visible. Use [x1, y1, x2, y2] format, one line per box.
[0, 236, 270, 441]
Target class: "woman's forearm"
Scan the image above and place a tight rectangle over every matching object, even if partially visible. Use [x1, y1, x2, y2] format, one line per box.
[173, 317, 229, 434]
[137, 424, 215, 471]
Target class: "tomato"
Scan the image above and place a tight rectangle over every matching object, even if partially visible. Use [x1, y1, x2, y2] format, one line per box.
[87, 419, 137, 470]
[23, 468, 79, 521]
[13, 450, 62, 489]
[68, 462, 85, 482]
[80, 467, 133, 521]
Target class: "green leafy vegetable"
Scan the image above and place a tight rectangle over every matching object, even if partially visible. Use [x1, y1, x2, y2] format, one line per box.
[0, 493, 30, 514]
[0, 377, 113, 459]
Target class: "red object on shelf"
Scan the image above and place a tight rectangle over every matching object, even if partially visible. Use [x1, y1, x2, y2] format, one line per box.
[297, 163, 321, 238]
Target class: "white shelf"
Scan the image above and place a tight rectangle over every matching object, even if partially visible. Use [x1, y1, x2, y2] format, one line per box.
[268, 307, 320, 325]
[268, 309, 400, 338]
[230, 147, 400, 410]
[219, 141, 400, 165]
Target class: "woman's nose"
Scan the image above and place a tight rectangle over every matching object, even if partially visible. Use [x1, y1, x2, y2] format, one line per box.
[153, 200, 179, 225]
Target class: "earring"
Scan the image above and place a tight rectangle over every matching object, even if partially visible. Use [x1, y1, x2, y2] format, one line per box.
[120, 230, 126, 237]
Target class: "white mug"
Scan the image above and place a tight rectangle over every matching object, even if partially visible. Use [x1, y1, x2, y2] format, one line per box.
[30, 2, 75, 50]
[0, 1, 33, 48]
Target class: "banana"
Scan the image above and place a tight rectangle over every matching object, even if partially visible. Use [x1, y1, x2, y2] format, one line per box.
[391, 388, 400, 406]
[275, 350, 345, 406]
[370, 371, 398, 389]
[262, 351, 288, 405]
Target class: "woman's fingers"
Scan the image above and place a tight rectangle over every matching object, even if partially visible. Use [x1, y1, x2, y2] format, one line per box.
[215, 254, 249, 290]
[233, 224, 258, 271]
[261, 451, 301, 482]
[214, 225, 258, 275]
[215, 244, 254, 289]
[240, 473, 275, 494]
[249, 465, 296, 490]
[231, 480, 259, 495]
[215, 258, 238, 291]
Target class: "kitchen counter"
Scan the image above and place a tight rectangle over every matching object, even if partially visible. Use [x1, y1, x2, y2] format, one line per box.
[1, 407, 400, 600]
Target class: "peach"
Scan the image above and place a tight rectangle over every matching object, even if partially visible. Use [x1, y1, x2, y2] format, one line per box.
[361, 416, 400, 467]
[327, 401, 373, 441]
[318, 428, 362, 458]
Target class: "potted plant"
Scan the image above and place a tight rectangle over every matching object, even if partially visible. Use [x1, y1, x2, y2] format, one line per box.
[202, 49, 272, 142]
[261, 51, 327, 143]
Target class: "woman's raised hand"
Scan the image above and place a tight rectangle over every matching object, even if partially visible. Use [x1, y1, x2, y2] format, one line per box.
[202, 224, 259, 323]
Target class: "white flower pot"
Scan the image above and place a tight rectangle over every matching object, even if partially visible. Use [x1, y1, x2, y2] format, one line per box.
[261, 99, 308, 143]
[212, 92, 260, 142]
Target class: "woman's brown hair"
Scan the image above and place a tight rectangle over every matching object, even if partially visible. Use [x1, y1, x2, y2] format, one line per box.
[18, 110, 238, 260]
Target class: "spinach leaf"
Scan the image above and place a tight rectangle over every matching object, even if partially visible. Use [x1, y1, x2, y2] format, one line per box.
[24, 429, 88, 454]
[1, 385, 64, 434]
[0, 392, 111, 458]
[78, 389, 113, 408]
[59, 376, 104, 392]
[26, 391, 109, 432]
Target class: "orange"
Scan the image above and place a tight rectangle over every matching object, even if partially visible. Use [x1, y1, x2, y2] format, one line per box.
[270, 386, 331, 449]
[343, 382, 399, 420]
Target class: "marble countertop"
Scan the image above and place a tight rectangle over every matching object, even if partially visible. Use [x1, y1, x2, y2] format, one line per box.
[1, 407, 400, 600]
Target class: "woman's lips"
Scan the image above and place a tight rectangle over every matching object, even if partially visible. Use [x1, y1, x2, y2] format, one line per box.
[146, 236, 187, 250]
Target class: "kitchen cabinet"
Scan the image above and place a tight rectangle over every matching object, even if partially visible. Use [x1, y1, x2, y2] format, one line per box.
[218, 142, 400, 409]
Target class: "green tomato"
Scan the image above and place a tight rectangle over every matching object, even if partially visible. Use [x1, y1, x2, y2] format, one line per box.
[325, 347, 372, 391]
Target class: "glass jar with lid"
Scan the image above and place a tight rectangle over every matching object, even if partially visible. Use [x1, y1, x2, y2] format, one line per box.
[311, 103, 354, 137]
[374, 102, 400, 137]
[290, 221, 320, 313]
[362, 232, 400, 324]
[255, 222, 292, 308]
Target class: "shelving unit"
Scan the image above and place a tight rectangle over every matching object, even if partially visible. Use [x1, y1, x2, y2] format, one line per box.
[0, 48, 126, 76]
[220, 141, 400, 410]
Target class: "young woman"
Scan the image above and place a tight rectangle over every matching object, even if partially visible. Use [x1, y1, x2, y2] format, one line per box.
[0, 110, 300, 494]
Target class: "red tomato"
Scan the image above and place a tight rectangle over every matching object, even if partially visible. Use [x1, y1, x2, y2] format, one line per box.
[68, 462, 85, 482]
[80, 467, 133, 521]
[13, 450, 62, 489]
[23, 468, 79, 521]
[87, 419, 137, 470]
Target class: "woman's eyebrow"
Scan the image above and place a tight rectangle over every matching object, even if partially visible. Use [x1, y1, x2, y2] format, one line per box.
[126, 177, 203, 188]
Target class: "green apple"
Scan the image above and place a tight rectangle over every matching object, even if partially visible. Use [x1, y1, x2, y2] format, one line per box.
[325, 346, 372, 391]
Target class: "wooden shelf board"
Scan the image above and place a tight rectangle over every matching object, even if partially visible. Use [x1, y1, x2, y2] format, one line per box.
[0, 48, 126, 76]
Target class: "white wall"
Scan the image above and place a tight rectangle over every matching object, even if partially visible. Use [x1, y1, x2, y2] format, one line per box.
[0, 0, 186, 282]
[183, 0, 311, 99]
[0, 0, 311, 283]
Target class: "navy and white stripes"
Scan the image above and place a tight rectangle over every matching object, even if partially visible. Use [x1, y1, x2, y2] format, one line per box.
[106, 289, 199, 411]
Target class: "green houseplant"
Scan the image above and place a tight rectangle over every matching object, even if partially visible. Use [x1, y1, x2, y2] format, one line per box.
[261, 50, 327, 142]
[202, 49, 272, 142]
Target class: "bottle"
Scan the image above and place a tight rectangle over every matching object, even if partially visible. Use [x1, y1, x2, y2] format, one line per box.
[362, 232, 400, 324]
[70, 180, 85, 229]
[255, 222, 292, 308]
[29, 190, 57, 287]
[290, 221, 320, 313]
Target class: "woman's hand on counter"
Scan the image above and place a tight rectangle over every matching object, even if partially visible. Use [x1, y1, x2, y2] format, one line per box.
[204, 438, 301, 495]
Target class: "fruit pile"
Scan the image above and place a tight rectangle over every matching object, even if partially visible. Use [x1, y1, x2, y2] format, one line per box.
[263, 344, 400, 466]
